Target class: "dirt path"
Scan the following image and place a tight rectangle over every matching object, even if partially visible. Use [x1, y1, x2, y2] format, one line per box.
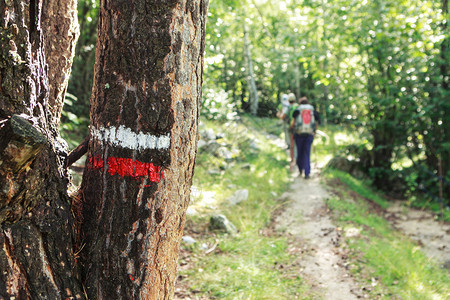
[275, 172, 363, 299]
[385, 202, 450, 269]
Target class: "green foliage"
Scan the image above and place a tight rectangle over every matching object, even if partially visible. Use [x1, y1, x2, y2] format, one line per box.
[202, 88, 237, 120]
[203, 0, 449, 203]
[60, 93, 89, 148]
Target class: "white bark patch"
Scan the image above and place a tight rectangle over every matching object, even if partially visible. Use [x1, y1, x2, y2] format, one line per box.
[136, 178, 147, 207]
[38, 236, 60, 295]
[121, 220, 140, 258]
[90, 125, 170, 150]
[3, 231, 20, 295]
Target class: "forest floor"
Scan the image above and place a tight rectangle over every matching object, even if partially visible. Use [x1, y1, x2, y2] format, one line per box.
[274, 163, 450, 299]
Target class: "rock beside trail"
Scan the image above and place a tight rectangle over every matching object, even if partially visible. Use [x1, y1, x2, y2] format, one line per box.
[227, 189, 249, 205]
[198, 129, 241, 163]
[198, 140, 221, 153]
[240, 163, 252, 170]
[443, 260, 450, 270]
[207, 169, 222, 175]
[209, 214, 237, 234]
[182, 236, 197, 245]
[249, 140, 260, 150]
[201, 128, 217, 140]
[218, 147, 233, 161]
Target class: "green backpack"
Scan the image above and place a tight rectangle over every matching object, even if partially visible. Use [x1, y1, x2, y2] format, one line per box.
[288, 103, 298, 124]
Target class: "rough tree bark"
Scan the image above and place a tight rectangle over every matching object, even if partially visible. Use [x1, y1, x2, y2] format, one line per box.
[0, 0, 83, 298]
[80, 0, 208, 298]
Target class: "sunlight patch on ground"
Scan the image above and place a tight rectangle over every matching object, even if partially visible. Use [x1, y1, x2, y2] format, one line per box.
[190, 186, 219, 210]
[314, 154, 334, 168]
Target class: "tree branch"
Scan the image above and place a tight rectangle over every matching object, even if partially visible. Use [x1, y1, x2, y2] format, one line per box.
[66, 136, 89, 167]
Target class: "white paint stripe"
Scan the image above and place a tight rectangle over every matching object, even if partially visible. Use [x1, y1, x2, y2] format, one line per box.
[91, 125, 170, 150]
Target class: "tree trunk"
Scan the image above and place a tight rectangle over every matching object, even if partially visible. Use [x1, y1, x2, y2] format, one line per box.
[80, 0, 207, 298]
[439, 0, 449, 203]
[42, 0, 79, 125]
[293, 45, 301, 100]
[371, 126, 394, 189]
[243, 23, 258, 115]
[0, 0, 84, 298]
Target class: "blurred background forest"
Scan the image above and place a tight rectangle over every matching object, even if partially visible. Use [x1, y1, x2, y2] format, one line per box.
[64, 0, 449, 206]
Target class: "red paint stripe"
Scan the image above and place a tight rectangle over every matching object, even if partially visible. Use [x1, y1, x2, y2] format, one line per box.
[89, 157, 163, 183]
[90, 156, 104, 169]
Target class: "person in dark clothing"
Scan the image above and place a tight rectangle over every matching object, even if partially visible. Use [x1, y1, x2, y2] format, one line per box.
[290, 97, 320, 179]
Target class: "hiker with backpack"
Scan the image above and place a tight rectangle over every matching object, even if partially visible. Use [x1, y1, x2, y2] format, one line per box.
[287, 93, 298, 171]
[290, 97, 320, 179]
[276, 93, 291, 149]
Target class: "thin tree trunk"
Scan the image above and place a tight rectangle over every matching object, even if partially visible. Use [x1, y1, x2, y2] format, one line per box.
[294, 57, 301, 99]
[243, 22, 258, 115]
[0, 0, 83, 298]
[440, 0, 449, 203]
[321, 0, 328, 125]
[80, 0, 208, 298]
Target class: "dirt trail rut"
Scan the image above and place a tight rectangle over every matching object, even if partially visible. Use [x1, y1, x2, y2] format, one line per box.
[275, 173, 362, 299]
[385, 202, 450, 268]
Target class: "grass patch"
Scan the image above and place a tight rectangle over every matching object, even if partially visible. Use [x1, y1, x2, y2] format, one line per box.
[185, 233, 309, 299]
[325, 171, 450, 299]
[178, 115, 311, 299]
[325, 169, 389, 209]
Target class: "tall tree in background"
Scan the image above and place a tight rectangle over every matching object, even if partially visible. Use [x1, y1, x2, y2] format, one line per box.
[243, 21, 259, 115]
[0, 0, 208, 298]
[80, 0, 208, 298]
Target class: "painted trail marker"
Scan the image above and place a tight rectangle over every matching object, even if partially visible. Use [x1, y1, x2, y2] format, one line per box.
[89, 157, 164, 183]
[90, 125, 171, 151]
[89, 125, 168, 183]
